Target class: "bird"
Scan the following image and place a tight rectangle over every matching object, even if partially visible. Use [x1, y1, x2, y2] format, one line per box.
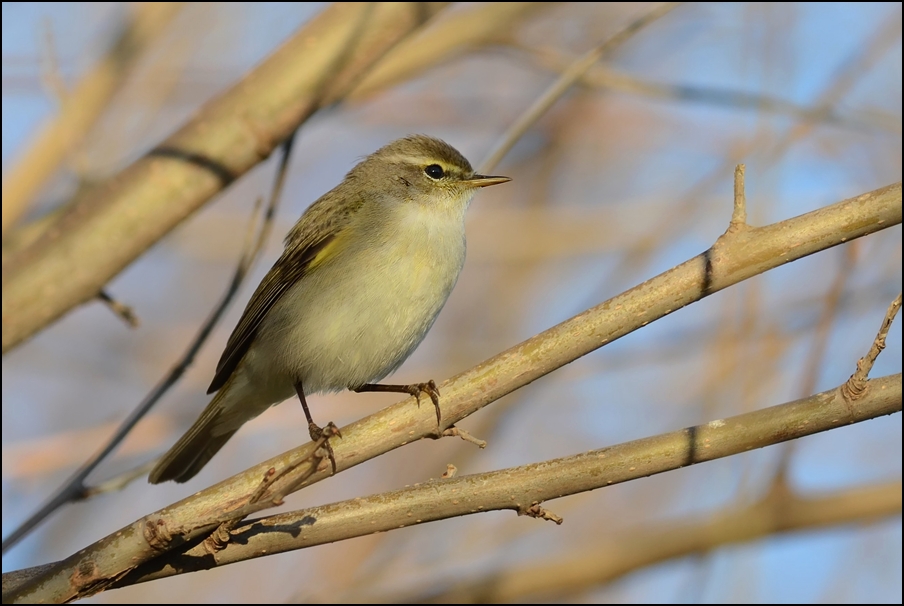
[149, 135, 510, 483]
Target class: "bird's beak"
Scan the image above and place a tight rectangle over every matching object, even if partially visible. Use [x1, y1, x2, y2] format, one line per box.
[465, 174, 511, 188]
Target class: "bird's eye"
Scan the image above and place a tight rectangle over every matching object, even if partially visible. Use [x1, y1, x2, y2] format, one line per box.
[424, 164, 445, 179]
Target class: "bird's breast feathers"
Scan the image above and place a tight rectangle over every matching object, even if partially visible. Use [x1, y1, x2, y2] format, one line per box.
[254, 202, 467, 392]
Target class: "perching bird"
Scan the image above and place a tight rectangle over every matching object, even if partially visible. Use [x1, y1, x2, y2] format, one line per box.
[149, 135, 510, 483]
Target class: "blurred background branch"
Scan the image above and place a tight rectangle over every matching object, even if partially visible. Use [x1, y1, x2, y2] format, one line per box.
[1, 3, 185, 236]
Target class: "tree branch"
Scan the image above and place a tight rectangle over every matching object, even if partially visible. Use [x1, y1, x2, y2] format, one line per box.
[7, 372, 900, 600]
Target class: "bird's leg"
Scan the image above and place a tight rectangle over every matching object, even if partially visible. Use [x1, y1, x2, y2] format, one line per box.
[355, 380, 442, 428]
[294, 382, 339, 474]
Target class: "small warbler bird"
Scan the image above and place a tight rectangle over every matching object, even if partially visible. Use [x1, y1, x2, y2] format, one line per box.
[149, 135, 510, 483]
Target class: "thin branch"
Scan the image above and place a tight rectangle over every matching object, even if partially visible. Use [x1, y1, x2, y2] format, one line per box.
[772, 243, 859, 487]
[842, 293, 902, 400]
[38, 18, 69, 103]
[96, 290, 140, 328]
[591, 9, 901, 316]
[765, 6, 903, 162]
[479, 2, 680, 173]
[512, 45, 902, 134]
[442, 425, 487, 448]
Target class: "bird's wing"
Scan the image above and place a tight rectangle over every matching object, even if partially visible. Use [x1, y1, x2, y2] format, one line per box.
[207, 187, 358, 394]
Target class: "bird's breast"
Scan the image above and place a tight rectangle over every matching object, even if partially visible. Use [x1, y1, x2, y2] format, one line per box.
[259, 204, 467, 393]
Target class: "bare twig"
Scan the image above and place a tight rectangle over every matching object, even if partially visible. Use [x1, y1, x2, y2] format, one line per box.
[96, 290, 140, 328]
[590, 8, 901, 320]
[520, 502, 564, 525]
[442, 425, 487, 448]
[38, 18, 68, 103]
[842, 293, 902, 400]
[514, 46, 902, 134]
[480, 2, 680, 173]
[203, 426, 338, 555]
[765, 6, 903, 162]
[348, 2, 550, 100]
[771, 244, 859, 486]
[731, 164, 747, 228]
[12, 370, 899, 597]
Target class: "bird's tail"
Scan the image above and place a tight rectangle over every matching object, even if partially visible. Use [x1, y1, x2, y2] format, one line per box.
[149, 385, 240, 484]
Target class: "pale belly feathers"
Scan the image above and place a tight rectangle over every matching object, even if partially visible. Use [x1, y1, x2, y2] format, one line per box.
[240, 202, 466, 402]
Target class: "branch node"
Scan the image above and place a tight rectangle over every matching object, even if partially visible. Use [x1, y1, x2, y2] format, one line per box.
[519, 501, 564, 525]
[143, 518, 175, 552]
[441, 463, 458, 479]
[203, 523, 233, 555]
